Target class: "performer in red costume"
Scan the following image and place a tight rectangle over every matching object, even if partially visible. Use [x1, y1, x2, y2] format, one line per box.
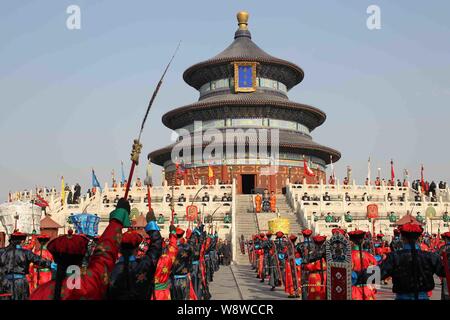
[249, 235, 257, 269]
[348, 230, 378, 300]
[22, 232, 38, 251]
[284, 234, 300, 298]
[184, 228, 198, 300]
[256, 233, 266, 280]
[30, 234, 54, 293]
[304, 235, 327, 300]
[440, 232, 450, 300]
[419, 235, 430, 252]
[297, 229, 313, 300]
[24, 232, 38, 293]
[30, 198, 131, 300]
[199, 232, 209, 299]
[153, 225, 178, 300]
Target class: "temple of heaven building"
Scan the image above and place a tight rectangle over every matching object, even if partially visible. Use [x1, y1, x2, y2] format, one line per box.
[149, 11, 341, 194]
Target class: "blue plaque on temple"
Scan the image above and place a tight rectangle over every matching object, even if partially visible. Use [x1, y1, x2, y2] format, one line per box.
[234, 62, 257, 92]
[238, 65, 253, 88]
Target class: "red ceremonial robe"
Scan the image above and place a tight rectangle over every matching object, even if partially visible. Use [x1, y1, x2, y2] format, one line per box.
[152, 233, 178, 300]
[351, 249, 377, 300]
[24, 235, 38, 294]
[305, 259, 327, 300]
[30, 220, 122, 300]
[257, 249, 265, 279]
[284, 259, 301, 296]
[189, 275, 198, 300]
[30, 247, 54, 292]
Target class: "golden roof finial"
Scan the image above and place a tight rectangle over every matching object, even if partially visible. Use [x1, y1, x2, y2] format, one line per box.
[237, 11, 249, 30]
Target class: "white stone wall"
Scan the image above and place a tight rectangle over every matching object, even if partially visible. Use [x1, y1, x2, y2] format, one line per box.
[0, 201, 42, 235]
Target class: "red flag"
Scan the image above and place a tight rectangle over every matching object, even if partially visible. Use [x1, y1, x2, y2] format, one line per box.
[183, 168, 189, 184]
[35, 195, 49, 208]
[390, 160, 395, 183]
[176, 162, 187, 176]
[147, 185, 152, 212]
[303, 158, 315, 177]
[221, 163, 227, 183]
[420, 164, 425, 193]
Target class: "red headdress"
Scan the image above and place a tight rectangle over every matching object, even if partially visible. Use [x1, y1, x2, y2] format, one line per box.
[10, 231, 27, 241]
[121, 230, 144, 248]
[441, 232, 450, 239]
[176, 227, 185, 238]
[332, 228, 346, 236]
[37, 234, 51, 244]
[398, 223, 423, 239]
[312, 235, 326, 244]
[348, 230, 366, 243]
[47, 229, 90, 257]
[302, 229, 313, 237]
[275, 231, 284, 238]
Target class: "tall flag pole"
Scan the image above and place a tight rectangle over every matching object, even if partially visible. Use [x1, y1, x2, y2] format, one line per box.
[367, 157, 371, 185]
[144, 158, 153, 213]
[92, 169, 102, 192]
[390, 159, 395, 184]
[121, 161, 126, 185]
[221, 159, 228, 183]
[111, 169, 115, 186]
[60, 176, 65, 207]
[420, 164, 425, 193]
[330, 155, 335, 180]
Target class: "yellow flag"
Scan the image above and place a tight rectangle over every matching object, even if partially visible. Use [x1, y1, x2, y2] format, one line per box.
[208, 166, 214, 178]
[61, 176, 65, 206]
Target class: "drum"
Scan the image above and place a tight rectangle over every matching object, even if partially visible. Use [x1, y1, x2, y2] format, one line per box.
[69, 213, 100, 237]
[268, 218, 290, 234]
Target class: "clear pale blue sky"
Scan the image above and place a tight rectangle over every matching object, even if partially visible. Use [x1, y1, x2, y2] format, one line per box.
[1, 0, 449, 200]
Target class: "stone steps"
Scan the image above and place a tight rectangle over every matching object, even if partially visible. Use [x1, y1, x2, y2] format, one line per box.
[234, 195, 258, 242]
[233, 194, 306, 265]
[255, 195, 304, 235]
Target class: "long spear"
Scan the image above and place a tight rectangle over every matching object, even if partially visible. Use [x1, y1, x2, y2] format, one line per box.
[123, 41, 181, 200]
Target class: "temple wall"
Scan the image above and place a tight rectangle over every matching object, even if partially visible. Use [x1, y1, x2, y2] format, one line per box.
[164, 165, 326, 194]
